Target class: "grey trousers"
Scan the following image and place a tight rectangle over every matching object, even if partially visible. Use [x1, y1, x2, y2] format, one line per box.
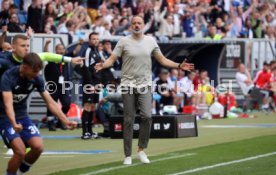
[122, 86, 152, 157]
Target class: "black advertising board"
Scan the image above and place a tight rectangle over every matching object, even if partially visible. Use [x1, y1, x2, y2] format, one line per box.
[109, 115, 198, 138]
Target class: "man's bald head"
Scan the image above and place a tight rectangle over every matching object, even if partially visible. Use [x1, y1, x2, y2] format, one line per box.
[2, 42, 12, 51]
[131, 16, 144, 24]
[238, 63, 246, 73]
[131, 16, 144, 34]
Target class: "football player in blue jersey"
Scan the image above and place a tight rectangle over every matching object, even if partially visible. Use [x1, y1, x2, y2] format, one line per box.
[0, 53, 77, 175]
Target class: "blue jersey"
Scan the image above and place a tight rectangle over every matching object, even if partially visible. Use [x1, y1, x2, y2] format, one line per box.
[0, 52, 21, 78]
[0, 66, 45, 119]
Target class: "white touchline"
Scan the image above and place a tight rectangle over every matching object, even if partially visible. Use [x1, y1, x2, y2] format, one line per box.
[169, 151, 276, 175]
[80, 153, 196, 175]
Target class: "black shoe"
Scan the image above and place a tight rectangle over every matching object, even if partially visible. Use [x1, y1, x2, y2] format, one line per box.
[91, 132, 101, 139]
[81, 132, 92, 140]
[48, 122, 56, 131]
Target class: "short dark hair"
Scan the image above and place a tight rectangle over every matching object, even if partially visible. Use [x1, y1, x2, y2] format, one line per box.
[12, 34, 28, 44]
[22, 53, 43, 70]
[89, 32, 98, 40]
[200, 69, 208, 74]
[102, 39, 111, 44]
[65, 19, 74, 28]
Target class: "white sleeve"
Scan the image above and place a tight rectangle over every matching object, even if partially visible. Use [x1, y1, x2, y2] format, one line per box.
[236, 73, 246, 83]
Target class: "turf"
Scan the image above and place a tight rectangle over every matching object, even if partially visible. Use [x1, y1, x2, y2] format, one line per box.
[50, 134, 276, 175]
[1, 112, 276, 175]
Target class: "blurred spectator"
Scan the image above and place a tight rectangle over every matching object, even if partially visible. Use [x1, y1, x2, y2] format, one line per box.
[87, 0, 101, 24]
[155, 68, 174, 113]
[215, 17, 224, 34]
[116, 17, 130, 35]
[254, 62, 271, 89]
[44, 16, 57, 33]
[197, 77, 215, 105]
[249, 10, 263, 38]
[58, 19, 76, 44]
[7, 13, 24, 33]
[182, 8, 196, 38]
[91, 15, 105, 35]
[110, 18, 119, 35]
[27, 0, 43, 33]
[1, 41, 11, 52]
[179, 71, 197, 106]
[57, 15, 67, 33]
[254, 61, 273, 109]
[64, 2, 74, 19]
[222, 19, 239, 38]
[0, 0, 10, 28]
[236, 63, 254, 96]
[193, 69, 209, 91]
[264, 13, 276, 27]
[270, 67, 276, 111]
[103, 39, 121, 71]
[99, 3, 113, 25]
[43, 22, 54, 34]
[44, 2, 56, 20]
[74, 8, 90, 30]
[9, 4, 19, 17]
[100, 21, 112, 37]
[233, 1, 255, 34]
[99, 40, 115, 86]
[158, 7, 174, 39]
[23, 0, 32, 12]
[205, 24, 223, 40]
[264, 26, 276, 39]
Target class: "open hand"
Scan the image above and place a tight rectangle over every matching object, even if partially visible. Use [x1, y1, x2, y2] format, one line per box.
[65, 121, 77, 130]
[71, 57, 84, 66]
[179, 59, 194, 71]
[95, 62, 104, 72]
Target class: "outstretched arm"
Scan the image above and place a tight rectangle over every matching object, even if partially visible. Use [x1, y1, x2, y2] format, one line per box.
[154, 52, 194, 71]
[95, 54, 118, 72]
[38, 52, 83, 65]
[40, 91, 77, 130]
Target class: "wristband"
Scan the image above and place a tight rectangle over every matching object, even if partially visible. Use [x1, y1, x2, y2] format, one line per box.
[62, 56, 72, 63]
[178, 63, 181, 69]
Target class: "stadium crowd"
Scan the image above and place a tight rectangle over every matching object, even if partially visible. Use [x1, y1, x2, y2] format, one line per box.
[0, 0, 275, 41]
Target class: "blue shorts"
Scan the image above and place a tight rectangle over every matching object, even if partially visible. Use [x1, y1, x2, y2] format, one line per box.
[0, 117, 41, 148]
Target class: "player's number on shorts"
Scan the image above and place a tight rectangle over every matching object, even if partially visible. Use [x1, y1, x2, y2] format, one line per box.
[28, 126, 40, 135]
